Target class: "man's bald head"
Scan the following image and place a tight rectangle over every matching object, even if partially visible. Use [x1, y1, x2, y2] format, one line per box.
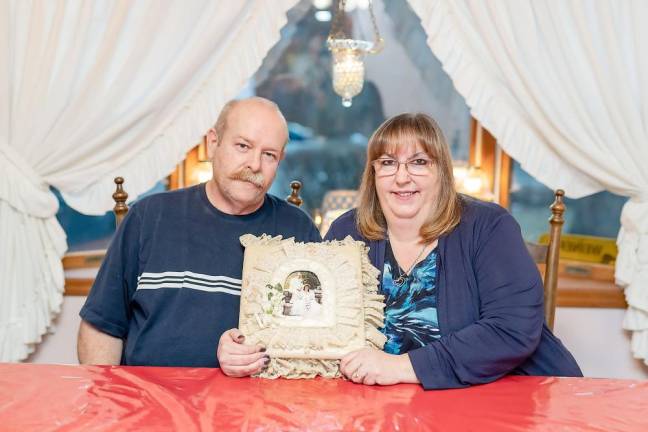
[213, 97, 288, 146]
[204, 96, 289, 215]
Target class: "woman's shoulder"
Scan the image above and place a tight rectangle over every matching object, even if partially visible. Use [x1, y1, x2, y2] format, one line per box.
[324, 208, 363, 241]
[459, 195, 511, 224]
[331, 208, 357, 225]
[453, 195, 520, 240]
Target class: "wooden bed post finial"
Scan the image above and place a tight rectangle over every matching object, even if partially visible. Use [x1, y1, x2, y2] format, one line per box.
[550, 189, 565, 225]
[113, 177, 129, 226]
[286, 180, 303, 207]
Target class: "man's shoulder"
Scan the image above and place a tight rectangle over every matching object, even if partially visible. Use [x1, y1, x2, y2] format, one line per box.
[266, 194, 312, 220]
[264, 194, 320, 241]
[130, 185, 200, 215]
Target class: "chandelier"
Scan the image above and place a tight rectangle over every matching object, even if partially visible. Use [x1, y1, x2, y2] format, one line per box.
[326, 0, 384, 107]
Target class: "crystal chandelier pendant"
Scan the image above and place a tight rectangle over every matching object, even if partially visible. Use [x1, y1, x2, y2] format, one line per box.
[326, 0, 383, 108]
[331, 47, 365, 107]
[333, 51, 364, 107]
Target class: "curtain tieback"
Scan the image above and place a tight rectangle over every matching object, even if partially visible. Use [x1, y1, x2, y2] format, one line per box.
[0, 144, 58, 218]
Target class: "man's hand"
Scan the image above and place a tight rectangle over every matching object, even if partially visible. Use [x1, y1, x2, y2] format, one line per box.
[340, 347, 420, 386]
[217, 328, 269, 377]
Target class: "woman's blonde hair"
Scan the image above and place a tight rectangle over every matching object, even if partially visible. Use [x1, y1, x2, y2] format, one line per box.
[356, 113, 462, 242]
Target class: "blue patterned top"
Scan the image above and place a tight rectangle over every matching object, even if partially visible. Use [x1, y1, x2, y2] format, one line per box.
[381, 243, 441, 354]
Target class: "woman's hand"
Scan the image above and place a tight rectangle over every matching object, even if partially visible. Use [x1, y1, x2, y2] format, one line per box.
[217, 328, 269, 377]
[340, 347, 420, 385]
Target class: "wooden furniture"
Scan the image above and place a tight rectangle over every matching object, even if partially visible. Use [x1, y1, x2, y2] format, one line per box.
[1, 363, 647, 431]
[112, 177, 129, 226]
[111, 177, 305, 225]
[286, 180, 303, 207]
[525, 190, 565, 330]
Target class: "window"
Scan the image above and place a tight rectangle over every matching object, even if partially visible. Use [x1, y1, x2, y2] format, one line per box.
[253, 0, 471, 212]
[509, 161, 627, 244]
[55, 181, 167, 252]
[61, 0, 474, 252]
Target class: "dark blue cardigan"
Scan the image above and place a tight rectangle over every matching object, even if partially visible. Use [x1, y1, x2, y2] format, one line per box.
[325, 197, 582, 389]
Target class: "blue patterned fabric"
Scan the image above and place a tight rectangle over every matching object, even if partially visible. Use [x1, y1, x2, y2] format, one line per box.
[381, 243, 441, 354]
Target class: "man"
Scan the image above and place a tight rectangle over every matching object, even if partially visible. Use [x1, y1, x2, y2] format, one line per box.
[78, 97, 321, 377]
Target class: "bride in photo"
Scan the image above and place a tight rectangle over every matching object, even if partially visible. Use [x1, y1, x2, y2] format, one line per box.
[284, 271, 323, 318]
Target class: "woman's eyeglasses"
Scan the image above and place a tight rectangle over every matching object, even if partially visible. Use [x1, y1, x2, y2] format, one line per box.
[372, 157, 434, 177]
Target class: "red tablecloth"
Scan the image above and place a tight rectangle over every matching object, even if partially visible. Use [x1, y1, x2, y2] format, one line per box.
[0, 363, 646, 431]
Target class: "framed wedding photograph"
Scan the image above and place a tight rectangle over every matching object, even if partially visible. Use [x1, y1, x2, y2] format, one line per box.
[239, 234, 386, 379]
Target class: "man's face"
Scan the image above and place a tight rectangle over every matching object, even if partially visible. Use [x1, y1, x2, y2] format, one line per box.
[207, 101, 287, 213]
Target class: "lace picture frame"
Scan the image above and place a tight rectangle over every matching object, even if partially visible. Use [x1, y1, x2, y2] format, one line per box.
[238, 234, 386, 379]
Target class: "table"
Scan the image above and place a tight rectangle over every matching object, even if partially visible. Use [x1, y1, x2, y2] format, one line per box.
[1, 363, 646, 431]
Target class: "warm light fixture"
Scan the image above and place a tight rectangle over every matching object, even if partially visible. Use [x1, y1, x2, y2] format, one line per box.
[466, 122, 487, 195]
[312, 208, 323, 228]
[454, 163, 491, 198]
[462, 166, 487, 195]
[195, 162, 213, 184]
[454, 122, 494, 200]
[326, 0, 383, 107]
[452, 161, 469, 186]
[197, 138, 208, 162]
[194, 138, 212, 184]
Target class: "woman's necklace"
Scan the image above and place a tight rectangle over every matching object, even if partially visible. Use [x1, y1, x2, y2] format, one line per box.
[393, 242, 428, 287]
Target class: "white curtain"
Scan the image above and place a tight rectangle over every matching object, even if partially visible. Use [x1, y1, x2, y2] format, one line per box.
[408, 0, 648, 364]
[0, 0, 298, 361]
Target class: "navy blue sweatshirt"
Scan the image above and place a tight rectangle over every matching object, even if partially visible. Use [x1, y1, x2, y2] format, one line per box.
[325, 197, 582, 389]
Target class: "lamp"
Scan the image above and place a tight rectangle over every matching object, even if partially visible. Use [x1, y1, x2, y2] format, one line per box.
[462, 166, 487, 195]
[194, 163, 213, 183]
[454, 122, 494, 200]
[326, 0, 383, 107]
[465, 122, 486, 195]
[452, 160, 469, 186]
[177, 138, 213, 186]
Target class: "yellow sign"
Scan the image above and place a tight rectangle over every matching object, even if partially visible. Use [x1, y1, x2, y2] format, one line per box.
[538, 233, 617, 265]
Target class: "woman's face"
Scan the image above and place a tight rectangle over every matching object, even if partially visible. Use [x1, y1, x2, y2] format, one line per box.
[374, 141, 440, 224]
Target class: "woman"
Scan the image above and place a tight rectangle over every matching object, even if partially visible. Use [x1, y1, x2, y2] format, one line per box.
[325, 113, 582, 389]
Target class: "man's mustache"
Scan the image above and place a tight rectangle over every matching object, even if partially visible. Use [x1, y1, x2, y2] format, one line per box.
[229, 168, 265, 188]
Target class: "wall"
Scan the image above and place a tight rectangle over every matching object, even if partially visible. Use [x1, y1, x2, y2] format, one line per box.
[28, 300, 648, 380]
[553, 308, 648, 379]
[26, 297, 84, 365]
